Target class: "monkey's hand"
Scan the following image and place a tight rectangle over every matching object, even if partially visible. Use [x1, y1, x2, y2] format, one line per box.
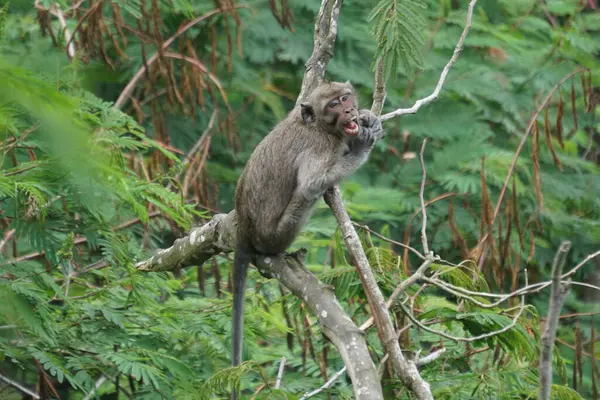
[358, 109, 385, 143]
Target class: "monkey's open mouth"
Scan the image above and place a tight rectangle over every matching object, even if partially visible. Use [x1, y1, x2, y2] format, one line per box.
[343, 118, 359, 136]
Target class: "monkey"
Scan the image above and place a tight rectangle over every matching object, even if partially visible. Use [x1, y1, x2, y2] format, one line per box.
[231, 81, 383, 399]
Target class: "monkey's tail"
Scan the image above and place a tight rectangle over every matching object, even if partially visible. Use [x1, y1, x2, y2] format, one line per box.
[231, 239, 251, 400]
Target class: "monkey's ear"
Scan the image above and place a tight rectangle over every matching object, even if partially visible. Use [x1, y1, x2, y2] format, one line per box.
[300, 102, 316, 124]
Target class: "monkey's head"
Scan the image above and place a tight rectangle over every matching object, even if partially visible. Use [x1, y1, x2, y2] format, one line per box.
[300, 81, 360, 138]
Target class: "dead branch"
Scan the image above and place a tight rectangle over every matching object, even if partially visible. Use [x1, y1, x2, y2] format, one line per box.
[477, 68, 587, 269]
[296, 0, 343, 104]
[378, 0, 478, 122]
[135, 0, 487, 398]
[0, 229, 15, 253]
[539, 241, 572, 400]
[324, 187, 432, 399]
[0, 372, 40, 399]
[370, 58, 387, 115]
[294, 0, 434, 396]
[35, 1, 76, 58]
[136, 211, 382, 400]
[114, 6, 247, 109]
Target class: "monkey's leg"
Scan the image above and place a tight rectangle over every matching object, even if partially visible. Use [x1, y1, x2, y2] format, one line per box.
[268, 191, 317, 249]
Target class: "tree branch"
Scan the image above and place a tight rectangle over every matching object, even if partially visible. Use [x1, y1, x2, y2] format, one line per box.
[0, 229, 15, 253]
[370, 58, 387, 115]
[136, 211, 382, 400]
[324, 188, 432, 399]
[34, 1, 76, 58]
[379, 0, 478, 122]
[135, 1, 488, 399]
[296, 0, 343, 104]
[113, 7, 246, 109]
[418, 139, 431, 257]
[476, 67, 587, 269]
[539, 241, 572, 400]
[0, 372, 40, 399]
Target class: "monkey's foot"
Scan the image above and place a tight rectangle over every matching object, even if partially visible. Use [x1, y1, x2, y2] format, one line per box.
[286, 248, 308, 264]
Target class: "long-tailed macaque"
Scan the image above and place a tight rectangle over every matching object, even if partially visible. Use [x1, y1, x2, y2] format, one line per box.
[231, 81, 383, 399]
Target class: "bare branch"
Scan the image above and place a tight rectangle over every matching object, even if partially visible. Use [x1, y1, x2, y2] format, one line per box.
[371, 58, 387, 115]
[299, 366, 347, 400]
[324, 187, 432, 399]
[113, 7, 247, 109]
[419, 139, 431, 257]
[2, 212, 163, 267]
[136, 211, 382, 400]
[399, 271, 528, 343]
[0, 373, 40, 399]
[421, 244, 597, 308]
[379, 0, 478, 122]
[296, 0, 343, 104]
[82, 376, 108, 400]
[539, 241, 572, 400]
[562, 249, 600, 279]
[476, 68, 587, 268]
[274, 357, 286, 389]
[569, 281, 600, 292]
[416, 348, 447, 367]
[352, 223, 425, 260]
[291, 0, 433, 396]
[0, 229, 15, 253]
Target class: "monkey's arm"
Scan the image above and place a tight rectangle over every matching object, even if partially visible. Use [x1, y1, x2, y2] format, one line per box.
[296, 116, 383, 202]
[275, 111, 383, 235]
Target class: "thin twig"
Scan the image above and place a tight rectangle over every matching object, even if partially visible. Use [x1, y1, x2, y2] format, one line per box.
[416, 348, 447, 367]
[419, 139, 430, 257]
[82, 375, 107, 400]
[1, 212, 163, 266]
[114, 6, 247, 109]
[562, 249, 600, 278]
[379, 0, 478, 122]
[167, 111, 217, 191]
[569, 281, 600, 292]
[559, 311, 600, 319]
[399, 269, 529, 343]
[0, 229, 15, 253]
[352, 223, 425, 260]
[477, 68, 587, 269]
[299, 366, 347, 400]
[0, 372, 40, 399]
[274, 357, 286, 389]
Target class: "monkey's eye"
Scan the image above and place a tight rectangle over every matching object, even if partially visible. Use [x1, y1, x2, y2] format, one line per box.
[329, 99, 341, 108]
[341, 94, 349, 102]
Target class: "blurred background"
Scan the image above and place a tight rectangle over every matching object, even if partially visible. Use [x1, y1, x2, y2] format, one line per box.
[0, 0, 599, 398]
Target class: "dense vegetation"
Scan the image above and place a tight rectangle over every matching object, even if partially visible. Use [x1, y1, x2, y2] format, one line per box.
[0, 0, 599, 398]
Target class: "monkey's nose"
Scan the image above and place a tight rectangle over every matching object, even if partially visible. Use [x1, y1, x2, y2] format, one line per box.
[344, 108, 352, 113]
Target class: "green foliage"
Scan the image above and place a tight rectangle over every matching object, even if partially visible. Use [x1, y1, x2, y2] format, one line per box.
[0, 2, 8, 41]
[0, 0, 599, 398]
[368, 0, 428, 79]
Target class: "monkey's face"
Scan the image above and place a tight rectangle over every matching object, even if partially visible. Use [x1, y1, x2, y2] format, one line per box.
[322, 90, 360, 138]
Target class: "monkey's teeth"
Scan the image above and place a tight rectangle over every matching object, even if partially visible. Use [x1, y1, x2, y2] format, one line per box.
[344, 122, 359, 135]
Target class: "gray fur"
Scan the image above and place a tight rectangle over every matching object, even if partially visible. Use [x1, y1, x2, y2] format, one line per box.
[230, 81, 383, 398]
